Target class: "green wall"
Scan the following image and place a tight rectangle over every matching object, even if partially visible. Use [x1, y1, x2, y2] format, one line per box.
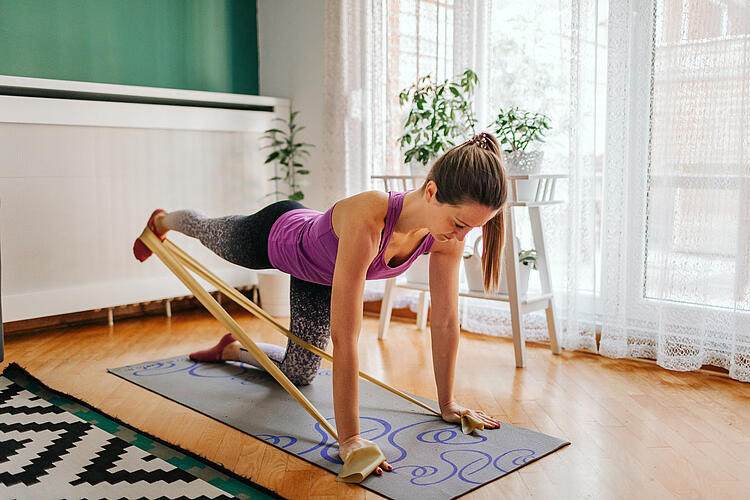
[0, 0, 259, 95]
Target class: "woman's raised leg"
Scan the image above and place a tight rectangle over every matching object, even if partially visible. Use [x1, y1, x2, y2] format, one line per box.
[145, 199, 304, 269]
[157, 210, 269, 269]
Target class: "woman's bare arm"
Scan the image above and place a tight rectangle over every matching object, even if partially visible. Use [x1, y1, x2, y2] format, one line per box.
[428, 238, 502, 429]
[427, 239, 463, 408]
[329, 214, 381, 443]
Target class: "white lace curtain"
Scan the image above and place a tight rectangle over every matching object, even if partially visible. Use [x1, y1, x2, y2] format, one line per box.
[600, 0, 750, 381]
[322, 0, 389, 205]
[323, 0, 750, 382]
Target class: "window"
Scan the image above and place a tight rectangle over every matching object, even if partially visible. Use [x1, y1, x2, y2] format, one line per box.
[644, 0, 750, 310]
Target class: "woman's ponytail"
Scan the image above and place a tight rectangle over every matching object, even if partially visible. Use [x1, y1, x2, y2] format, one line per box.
[481, 212, 505, 293]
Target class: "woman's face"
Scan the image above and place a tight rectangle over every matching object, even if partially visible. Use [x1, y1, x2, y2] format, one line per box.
[424, 182, 499, 242]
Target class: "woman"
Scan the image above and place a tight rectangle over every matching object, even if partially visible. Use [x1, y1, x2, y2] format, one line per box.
[133, 131, 508, 477]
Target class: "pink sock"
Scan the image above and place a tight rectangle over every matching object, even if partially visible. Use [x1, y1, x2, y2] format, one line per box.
[189, 333, 237, 362]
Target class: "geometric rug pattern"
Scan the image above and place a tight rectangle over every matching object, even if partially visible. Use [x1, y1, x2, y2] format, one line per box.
[0, 363, 278, 500]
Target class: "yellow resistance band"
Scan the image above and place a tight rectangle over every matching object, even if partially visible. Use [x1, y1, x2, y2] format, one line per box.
[137, 227, 483, 482]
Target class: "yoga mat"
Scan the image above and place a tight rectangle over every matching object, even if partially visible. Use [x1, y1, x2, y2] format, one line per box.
[109, 356, 569, 499]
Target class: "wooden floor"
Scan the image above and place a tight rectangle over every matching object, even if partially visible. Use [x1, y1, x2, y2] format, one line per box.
[3, 308, 750, 499]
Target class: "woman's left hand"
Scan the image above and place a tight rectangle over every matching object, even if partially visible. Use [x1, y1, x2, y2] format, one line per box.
[440, 401, 502, 429]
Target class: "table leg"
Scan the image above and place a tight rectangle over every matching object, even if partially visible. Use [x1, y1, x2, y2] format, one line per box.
[504, 206, 526, 367]
[378, 278, 397, 340]
[529, 206, 561, 354]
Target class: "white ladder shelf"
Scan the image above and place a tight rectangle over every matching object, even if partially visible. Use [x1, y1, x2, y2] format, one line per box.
[373, 173, 567, 367]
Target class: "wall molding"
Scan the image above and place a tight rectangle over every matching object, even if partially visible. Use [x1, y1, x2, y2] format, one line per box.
[0, 75, 288, 132]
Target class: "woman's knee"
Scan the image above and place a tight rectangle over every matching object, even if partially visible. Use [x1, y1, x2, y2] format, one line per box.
[280, 355, 321, 386]
[278, 341, 326, 386]
[286, 368, 319, 386]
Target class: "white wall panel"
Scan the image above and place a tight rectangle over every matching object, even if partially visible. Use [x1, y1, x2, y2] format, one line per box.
[0, 77, 289, 321]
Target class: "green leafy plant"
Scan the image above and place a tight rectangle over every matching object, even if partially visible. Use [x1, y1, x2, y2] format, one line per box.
[489, 107, 550, 154]
[261, 107, 314, 201]
[398, 69, 480, 167]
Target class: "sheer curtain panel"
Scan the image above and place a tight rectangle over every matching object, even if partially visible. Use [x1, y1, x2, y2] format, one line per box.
[599, 0, 750, 382]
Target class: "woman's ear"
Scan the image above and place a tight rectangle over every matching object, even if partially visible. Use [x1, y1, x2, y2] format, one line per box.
[424, 180, 438, 203]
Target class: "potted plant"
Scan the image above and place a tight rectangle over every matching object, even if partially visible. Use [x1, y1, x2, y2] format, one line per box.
[488, 107, 550, 201]
[398, 69, 479, 177]
[261, 106, 314, 201]
[256, 107, 315, 316]
[397, 70, 479, 285]
[463, 235, 536, 296]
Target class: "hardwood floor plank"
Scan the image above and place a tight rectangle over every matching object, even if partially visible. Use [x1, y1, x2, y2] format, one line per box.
[464, 471, 531, 499]
[308, 466, 339, 497]
[233, 438, 268, 480]
[278, 469, 313, 499]
[256, 445, 289, 495]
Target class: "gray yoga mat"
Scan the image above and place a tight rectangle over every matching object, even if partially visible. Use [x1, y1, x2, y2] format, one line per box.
[109, 356, 569, 499]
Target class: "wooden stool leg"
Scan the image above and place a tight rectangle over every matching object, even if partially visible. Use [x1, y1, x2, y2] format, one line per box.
[529, 206, 561, 354]
[416, 291, 429, 331]
[378, 278, 397, 340]
[504, 206, 526, 367]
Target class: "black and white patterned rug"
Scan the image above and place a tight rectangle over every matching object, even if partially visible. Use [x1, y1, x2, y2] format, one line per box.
[0, 363, 278, 500]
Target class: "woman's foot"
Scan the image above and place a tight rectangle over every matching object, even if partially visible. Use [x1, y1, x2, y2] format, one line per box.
[152, 211, 168, 235]
[133, 209, 169, 262]
[189, 333, 241, 362]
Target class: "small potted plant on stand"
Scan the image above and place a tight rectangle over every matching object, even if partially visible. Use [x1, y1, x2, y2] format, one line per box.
[257, 107, 314, 316]
[463, 235, 537, 296]
[399, 69, 479, 284]
[488, 107, 550, 201]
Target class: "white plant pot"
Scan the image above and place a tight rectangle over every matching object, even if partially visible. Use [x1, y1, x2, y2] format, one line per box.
[500, 263, 532, 295]
[502, 150, 544, 202]
[405, 253, 430, 285]
[514, 179, 539, 201]
[463, 236, 532, 296]
[256, 269, 290, 317]
[501, 150, 544, 175]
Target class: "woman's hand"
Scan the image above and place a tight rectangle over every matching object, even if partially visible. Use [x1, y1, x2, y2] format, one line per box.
[338, 435, 392, 476]
[440, 401, 502, 429]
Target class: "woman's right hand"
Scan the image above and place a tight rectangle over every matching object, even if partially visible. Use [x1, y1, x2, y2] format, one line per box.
[338, 435, 392, 476]
[440, 401, 502, 429]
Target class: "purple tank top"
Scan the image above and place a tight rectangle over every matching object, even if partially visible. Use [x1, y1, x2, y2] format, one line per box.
[267, 191, 435, 286]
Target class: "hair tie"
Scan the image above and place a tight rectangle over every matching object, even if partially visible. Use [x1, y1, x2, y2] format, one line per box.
[467, 132, 491, 151]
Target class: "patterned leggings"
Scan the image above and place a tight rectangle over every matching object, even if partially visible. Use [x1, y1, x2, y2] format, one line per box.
[163, 201, 332, 386]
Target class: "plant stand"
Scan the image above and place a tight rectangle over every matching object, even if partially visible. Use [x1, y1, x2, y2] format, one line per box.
[376, 173, 566, 368]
